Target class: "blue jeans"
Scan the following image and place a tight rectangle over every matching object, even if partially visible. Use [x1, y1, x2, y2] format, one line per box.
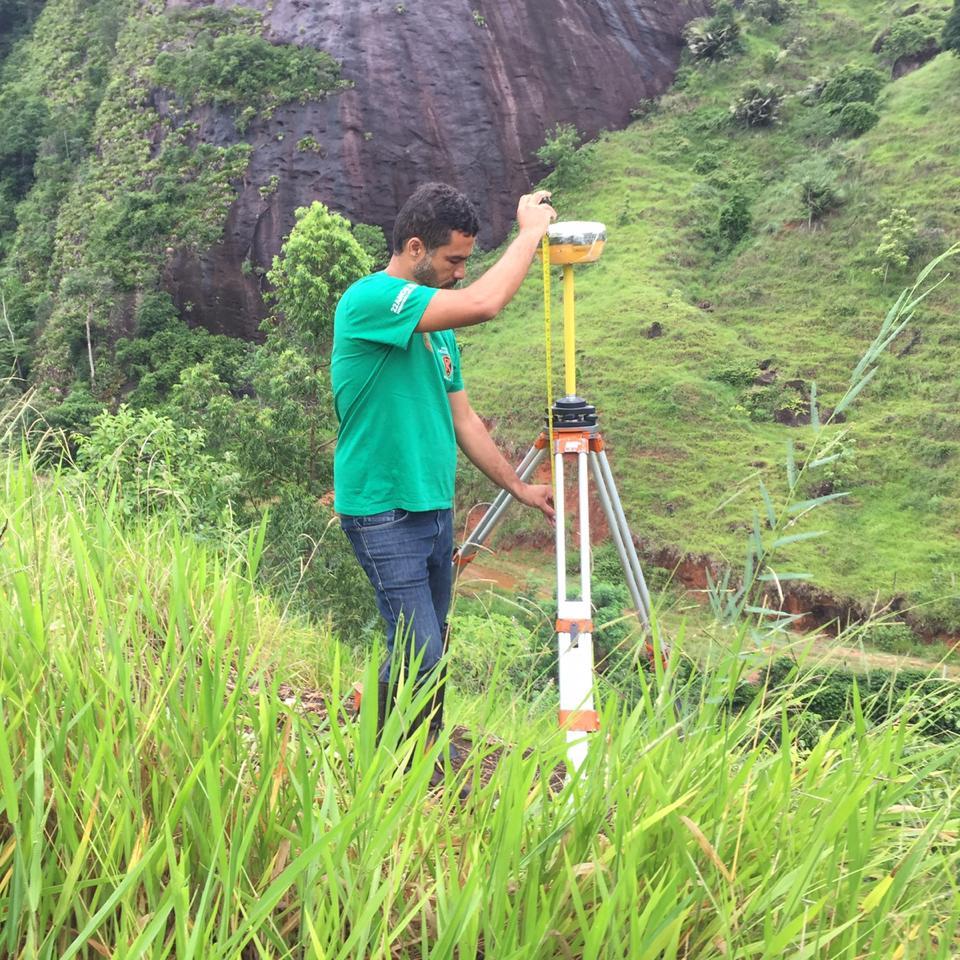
[340, 508, 453, 683]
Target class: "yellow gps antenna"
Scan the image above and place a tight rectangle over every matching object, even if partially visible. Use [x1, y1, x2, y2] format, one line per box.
[541, 221, 606, 399]
[454, 218, 656, 778]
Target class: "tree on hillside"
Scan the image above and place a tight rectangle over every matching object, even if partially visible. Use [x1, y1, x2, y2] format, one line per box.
[252, 202, 372, 490]
[944, 0, 960, 55]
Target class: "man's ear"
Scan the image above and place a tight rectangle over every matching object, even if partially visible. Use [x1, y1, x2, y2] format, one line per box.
[406, 237, 425, 259]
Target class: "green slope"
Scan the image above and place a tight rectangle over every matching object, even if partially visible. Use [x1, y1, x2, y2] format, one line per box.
[457, 1, 960, 632]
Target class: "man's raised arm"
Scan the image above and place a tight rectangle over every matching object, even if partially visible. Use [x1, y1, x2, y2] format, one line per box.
[415, 191, 556, 332]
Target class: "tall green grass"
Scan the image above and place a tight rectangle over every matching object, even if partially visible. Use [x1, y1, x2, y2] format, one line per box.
[1, 448, 959, 957]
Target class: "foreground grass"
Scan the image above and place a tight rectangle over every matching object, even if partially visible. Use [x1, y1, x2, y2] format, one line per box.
[2, 456, 960, 958]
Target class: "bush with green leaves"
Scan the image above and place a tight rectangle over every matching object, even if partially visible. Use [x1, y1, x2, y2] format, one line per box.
[152, 32, 342, 116]
[837, 99, 880, 136]
[873, 208, 919, 284]
[115, 292, 251, 408]
[73, 404, 241, 528]
[743, 0, 796, 24]
[170, 202, 371, 499]
[869, 621, 921, 654]
[717, 191, 752, 246]
[258, 485, 379, 642]
[447, 611, 553, 696]
[684, 2, 742, 62]
[792, 157, 844, 226]
[0, 92, 48, 202]
[820, 64, 886, 109]
[261, 200, 370, 487]
[267, 202, 372, 343]
[731, 83, 782, 127]
[880, 14, 940, 66]
[535, 123, 595, 190]
[945, 0, 960, 54]
[351, 222, 389, 268]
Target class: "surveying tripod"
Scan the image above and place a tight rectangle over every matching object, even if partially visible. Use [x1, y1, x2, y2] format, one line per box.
[453, 224, 655, 773]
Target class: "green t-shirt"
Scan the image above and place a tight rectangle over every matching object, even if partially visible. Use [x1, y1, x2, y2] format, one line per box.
[331, 272, 464, 515]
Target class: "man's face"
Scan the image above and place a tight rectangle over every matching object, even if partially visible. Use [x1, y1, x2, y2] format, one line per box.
[410, 230, 476, 289]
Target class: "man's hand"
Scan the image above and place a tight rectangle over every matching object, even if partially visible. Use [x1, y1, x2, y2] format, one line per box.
[416, 191, 558, 333]
[517, 191, 556, 236]
[515, 482, 556, 521]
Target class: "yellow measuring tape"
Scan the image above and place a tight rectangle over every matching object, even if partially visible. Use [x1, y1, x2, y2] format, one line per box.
[541, 235, 557, 494]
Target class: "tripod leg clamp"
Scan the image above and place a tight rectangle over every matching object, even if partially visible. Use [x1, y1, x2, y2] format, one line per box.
[558, 709, 601, 732]
[556, 618, 593, 642]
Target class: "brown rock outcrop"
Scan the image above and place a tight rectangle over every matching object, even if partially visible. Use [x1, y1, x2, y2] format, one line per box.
[162, 0, 708, 338]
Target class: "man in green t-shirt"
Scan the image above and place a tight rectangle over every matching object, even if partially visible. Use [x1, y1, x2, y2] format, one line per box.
[332, 182, 556, 755]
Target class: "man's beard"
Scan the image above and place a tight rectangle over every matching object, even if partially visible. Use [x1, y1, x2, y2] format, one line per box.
[412, 255, 458, 289]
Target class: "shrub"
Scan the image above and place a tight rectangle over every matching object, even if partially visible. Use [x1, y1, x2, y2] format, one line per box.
[73, 404, 241, 528]
[944, 0, 960, 55]
[793, 158, 844, 227]
[717, 192, 752, 245]
[153, 33, 342, 112]
[351, 222, 389, 268]
[837, 100, 879, 136]
[266, 202, 372, 342]
[630, 98, 659, 120]
[880, 14, 939, 65]
[731, 83, 782, 127]
[116, 293, 250, 408]
[259, 486, 379, 642]
[820, 64, 886, 108]
[693, 153, 721, 174]
[743, 0, 797, 23]
[872, 208, 919, 284]
[535, 123, 595, 189]
[870, 622, 920, 654]
[684, 2, 742, 62]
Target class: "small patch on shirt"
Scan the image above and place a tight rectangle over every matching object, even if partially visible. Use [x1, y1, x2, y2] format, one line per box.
[390, 282, 417, 315]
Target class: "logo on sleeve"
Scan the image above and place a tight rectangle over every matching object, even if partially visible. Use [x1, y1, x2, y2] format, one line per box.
[436, 344, 454, 380]
[390, 282, 417, 314]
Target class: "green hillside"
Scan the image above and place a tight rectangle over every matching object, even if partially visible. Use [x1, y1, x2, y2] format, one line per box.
[0, 0, 958, 641]
[459, 0, 960, 633]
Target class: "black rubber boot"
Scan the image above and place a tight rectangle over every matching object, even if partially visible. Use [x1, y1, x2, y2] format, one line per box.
[376, 679, 394, 745]
[423, 673, 470, 799]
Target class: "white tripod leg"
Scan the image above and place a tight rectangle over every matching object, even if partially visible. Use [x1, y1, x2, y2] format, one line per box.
[555, 433, 598, 774]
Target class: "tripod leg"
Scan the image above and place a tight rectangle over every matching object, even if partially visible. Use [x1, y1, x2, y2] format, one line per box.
[454, 443, 545, 567]
[589, 451, 650, 627]
[595, 449, 654, 623]
[555, 440, 596, 774]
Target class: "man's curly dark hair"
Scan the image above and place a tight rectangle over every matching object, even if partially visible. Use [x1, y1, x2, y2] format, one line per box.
[392, 182, 480, 254]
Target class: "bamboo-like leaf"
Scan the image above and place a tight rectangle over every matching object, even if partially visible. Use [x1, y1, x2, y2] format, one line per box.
[787, 491, 848, 515]
[771, 530, 825, 549]
[751, 510, 764, 557]
[757, 572, 814, 582]
[809, 381, 820, 432]
[759, 479, 777, 529]
[785, 440, 797, 488]
[835, 367, 878, 415]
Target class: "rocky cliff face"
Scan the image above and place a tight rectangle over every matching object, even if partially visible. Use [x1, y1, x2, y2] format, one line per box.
[163, 0, 709, 338]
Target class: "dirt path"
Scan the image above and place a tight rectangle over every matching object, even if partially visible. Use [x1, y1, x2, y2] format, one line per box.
[458, 551, 960, 677]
